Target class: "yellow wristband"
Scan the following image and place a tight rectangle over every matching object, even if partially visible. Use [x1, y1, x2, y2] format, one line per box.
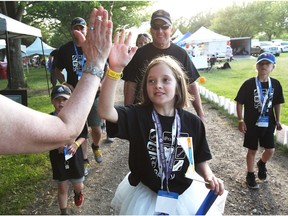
[107, 68, 122, 80]
[74, 141, 81, 148]
[238, 119, 244, 123]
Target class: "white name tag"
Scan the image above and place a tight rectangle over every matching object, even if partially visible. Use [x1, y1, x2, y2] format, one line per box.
[64, 145, 73, 161]
[155, 190, 178, 215]
[256, 116, 269, 127]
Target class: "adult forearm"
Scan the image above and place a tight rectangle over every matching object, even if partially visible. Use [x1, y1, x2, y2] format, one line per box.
[189, 82, 205, 120]
[124, 81, 137, 105]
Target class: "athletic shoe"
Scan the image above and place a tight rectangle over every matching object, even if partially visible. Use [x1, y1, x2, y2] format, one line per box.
[246, 172, 259, 189]
[105, 136, 114, 144]
[91, 144, 103, 163]
[257, 159, 267, 180]
[74, 191, 84, 207]
[83, 160, 90, 176]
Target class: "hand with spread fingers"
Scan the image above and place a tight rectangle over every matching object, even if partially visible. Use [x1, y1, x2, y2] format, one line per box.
[109, 29, 138, 72]
[74, 6, 113, 70]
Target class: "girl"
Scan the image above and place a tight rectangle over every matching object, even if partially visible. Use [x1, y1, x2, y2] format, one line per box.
[99, 49, 226, 214]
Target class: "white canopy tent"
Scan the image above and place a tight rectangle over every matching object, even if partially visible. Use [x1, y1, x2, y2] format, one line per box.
[182, 26, 230, 44]
[172, 29, 183, 42]
[0, 13, 51, 97]
[26, 37, 55, 56]
[0, 39, 26, 54]
[182, 26, 230, 58]
[0, 13, 41, 39]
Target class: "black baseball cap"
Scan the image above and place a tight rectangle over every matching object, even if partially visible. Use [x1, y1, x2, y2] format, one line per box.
[151, 10, 172, 25]
[51, 85, 72, 100]
[71, 17, 87, 28]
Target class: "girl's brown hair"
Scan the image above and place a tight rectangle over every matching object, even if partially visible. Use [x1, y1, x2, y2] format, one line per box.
[140, 55, 193, 108]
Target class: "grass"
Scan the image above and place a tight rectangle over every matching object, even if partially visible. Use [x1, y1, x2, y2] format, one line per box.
[198, 53, 288, 125]
[0, 67, 53, 214]
[0, 54, 288, 213]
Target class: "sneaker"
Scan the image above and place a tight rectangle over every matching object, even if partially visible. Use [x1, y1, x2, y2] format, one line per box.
[246, 172, 259, 189]
[74, 191, 84, 207]
[91, 144, 103, 163]
[257, 159, 267, 180]
[83, 160, 90, 176]
[105, 136, 114, 144]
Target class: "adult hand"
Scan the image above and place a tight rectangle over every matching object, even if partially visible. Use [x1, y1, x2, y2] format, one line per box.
[74, 6, 113, 70]
[109, 29, 138, 72]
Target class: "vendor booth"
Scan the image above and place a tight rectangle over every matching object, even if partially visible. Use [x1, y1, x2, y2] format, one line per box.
[176, 26, 230, 70]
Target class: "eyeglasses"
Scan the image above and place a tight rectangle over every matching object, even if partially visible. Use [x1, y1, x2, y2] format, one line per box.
[151, 23, 171, 30]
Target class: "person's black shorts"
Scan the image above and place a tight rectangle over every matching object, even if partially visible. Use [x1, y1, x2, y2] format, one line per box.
[243, 126, 275, 150]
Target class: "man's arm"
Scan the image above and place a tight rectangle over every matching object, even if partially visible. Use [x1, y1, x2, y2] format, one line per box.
[124, 80, 137, 105]
[188, 82, 205, 121]
[54, 67, 65, 84]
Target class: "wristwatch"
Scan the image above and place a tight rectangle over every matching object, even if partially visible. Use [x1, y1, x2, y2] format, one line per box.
[83, 64, 104, 79]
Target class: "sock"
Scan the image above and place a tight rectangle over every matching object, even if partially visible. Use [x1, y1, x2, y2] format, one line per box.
[91, 143, 99, 150]
[60, 208, 68, 215]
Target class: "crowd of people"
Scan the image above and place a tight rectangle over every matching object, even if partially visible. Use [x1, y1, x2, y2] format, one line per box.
[0, 5, 285, 215]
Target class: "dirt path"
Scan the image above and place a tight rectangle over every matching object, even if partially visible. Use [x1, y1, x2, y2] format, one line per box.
[21, 81, 288, 215]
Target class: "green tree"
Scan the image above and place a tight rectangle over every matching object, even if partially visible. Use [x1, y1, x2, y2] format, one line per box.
[23, 1, 151, 48]
[210, 1, 288, 39]
[174, 11, 214, 35]
[0, 1, 150, 89]
[0, 1, 28, 89]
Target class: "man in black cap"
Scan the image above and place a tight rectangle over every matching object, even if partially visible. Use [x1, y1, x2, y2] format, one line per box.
[54, 17, 104, 176]
[122, 10, 205, 120]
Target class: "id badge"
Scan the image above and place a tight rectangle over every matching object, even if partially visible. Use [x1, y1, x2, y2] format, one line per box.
[155, 190, 178, 215]
[256, 116, 269, 127]
[64, 145, 73, 161]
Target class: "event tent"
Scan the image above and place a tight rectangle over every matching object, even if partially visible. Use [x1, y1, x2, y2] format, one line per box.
[0, 13, 52, 98]
[0, 39, 26, 53]
[0, 13, 41, 39]
[173, 32, 192, 45]
[171, 29, 183, 42]
[182, 26, 230, 44]
[26, 37, 55, 56]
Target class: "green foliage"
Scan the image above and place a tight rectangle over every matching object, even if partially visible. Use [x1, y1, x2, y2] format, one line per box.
[173, 1, 288, 40]
[0, 66, 53, 214]
[22, 1, 151, 48]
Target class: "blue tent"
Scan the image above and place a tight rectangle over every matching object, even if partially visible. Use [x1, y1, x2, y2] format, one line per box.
[173, 32, 191, 45]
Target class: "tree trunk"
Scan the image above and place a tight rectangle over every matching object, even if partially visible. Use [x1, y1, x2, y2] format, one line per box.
[7, 38, 27, 89]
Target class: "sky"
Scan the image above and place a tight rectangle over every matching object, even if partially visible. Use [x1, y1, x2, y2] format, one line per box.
[151, 0, 254, 19]
[130, 0, 254, 44]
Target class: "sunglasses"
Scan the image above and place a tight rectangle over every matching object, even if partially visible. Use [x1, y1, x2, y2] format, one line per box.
[151, 23, 171, 30]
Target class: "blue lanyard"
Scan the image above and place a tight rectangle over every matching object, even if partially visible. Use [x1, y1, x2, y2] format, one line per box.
[73, 42, 85, 79]
[255, 77, 272, 115]
[152, 109, 181, 192]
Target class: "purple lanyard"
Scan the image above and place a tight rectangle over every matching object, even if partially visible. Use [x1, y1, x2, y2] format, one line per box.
[152, 109, 181, 192]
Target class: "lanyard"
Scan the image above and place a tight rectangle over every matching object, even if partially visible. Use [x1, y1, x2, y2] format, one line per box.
[152, 109, 181, 192]
[73, 42, 85, 79]
[255, 77, 272, 115]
